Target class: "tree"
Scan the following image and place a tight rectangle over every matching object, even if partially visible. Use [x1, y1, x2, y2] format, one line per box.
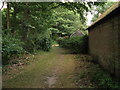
[49, 7, 87, 40]
[91, 2, 114, 22]
[6, 2, 10, 29]
[2, 2, 106, 64]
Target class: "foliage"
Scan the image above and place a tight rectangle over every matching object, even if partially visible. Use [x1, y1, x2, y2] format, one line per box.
[2, 3, 53, 64]
[89, 65, 120, 88]
[50, 7, 87, 40]
[35, 37, 52, 52]
[2, 32, 25, 65]
[2, 2, 105, 64]
[91, 2, 114, 22]
[75, 55, 120, 88]
[58, 35, 88, 54]
[2, 3, 52, 49]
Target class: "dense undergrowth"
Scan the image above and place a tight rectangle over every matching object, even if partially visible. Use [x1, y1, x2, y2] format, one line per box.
[2, 30, 52, 65]
[57, 35, 88, 54]
[89, 65, 120, 88]
[75, 55, 120, 88]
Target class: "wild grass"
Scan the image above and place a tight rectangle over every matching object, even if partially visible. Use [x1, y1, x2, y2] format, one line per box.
[75, 55, 120, 88]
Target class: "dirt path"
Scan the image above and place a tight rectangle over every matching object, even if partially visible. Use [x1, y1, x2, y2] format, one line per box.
[3, 47, 92, 88]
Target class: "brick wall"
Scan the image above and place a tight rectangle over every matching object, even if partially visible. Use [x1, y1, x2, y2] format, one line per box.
[89, 13, 120, 78]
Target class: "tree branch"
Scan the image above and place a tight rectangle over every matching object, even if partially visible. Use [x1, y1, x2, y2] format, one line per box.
[0, 2, 4, 11]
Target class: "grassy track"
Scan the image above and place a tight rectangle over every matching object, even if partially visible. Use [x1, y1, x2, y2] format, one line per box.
[3, 47, 80, 88]
[3, 46, 120, 88]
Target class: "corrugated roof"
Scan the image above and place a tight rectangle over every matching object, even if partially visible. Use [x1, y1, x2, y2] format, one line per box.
[87, 2, 120, 30]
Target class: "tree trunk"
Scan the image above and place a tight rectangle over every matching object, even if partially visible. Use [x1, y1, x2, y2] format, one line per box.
[7, 2, 10, 29]
[11, 6, 17, 34]
[22, 3, 29, 42]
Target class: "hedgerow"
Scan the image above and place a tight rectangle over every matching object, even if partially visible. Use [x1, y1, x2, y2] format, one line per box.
[57, 35, 88, 54]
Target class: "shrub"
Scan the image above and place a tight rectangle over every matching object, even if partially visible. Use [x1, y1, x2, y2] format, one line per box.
[22, 34, 52, 53]
[36, 37, 52, 51]
[57, 35, 88, 54]
[2, 35, 25, 65]
[2, 32, 52, 65]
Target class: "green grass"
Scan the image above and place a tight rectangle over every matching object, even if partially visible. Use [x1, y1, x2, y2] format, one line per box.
[4, 47, 119, 88]
[3, 47, 77, 88]
[3, 47, 58, 88]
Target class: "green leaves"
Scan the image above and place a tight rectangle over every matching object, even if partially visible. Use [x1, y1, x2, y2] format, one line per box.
[89, 64, 120, 88]
[2, 2, 106, 65]
[2, 33, 25, 65]
[58, 35, 88, 54]
[91, 2, 114, 22]
[50, 7, 87, 39]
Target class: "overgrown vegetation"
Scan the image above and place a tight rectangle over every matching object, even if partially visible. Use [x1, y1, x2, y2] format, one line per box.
[2, 2, 119, 88]
[58, 35, 88, 54]
[2, 2, 104, 65]
[2, 3, 53, 65]
[2, 32, 25, 64]
[50, 7, 87, 40]
[75, 55, 120, 88]
[89, 65, 120, 88]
